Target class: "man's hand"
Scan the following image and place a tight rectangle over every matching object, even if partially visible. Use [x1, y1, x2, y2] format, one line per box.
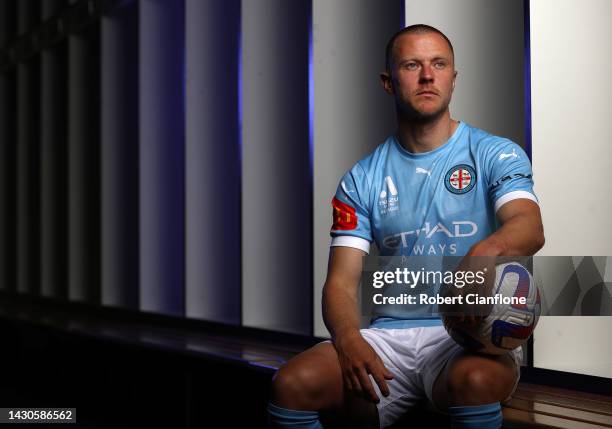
[441, 238, 502, 329]
[444, 199, 544, 330]
[333, 330, 394, 404]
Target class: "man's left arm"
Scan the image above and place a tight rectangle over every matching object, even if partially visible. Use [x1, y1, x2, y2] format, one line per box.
[469, 198, 545, 257]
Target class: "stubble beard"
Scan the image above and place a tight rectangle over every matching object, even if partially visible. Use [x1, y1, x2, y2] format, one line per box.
[396, 95, 450, 124]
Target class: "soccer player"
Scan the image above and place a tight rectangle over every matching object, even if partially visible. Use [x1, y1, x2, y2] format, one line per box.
[268, 24, 545, 429]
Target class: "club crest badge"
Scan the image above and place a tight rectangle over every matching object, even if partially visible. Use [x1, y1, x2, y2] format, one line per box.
[445, 164, 476, 194]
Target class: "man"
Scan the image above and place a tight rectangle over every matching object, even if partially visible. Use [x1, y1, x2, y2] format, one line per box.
[268, 24, 544, 429]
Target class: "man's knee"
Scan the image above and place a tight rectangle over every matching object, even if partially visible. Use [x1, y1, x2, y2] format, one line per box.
[446, 356, 516, 405]
[271, 363, 326, 410]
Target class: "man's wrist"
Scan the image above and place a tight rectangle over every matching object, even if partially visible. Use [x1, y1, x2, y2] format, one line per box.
[487, 235, 509, 255]
[470, 235, 508, 256]
[332, 328, 361, 346]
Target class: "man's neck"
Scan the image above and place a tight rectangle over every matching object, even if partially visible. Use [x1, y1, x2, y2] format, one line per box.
[396, 111, 458, 154]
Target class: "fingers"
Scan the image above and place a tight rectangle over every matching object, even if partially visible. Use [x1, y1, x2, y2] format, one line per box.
[353, 361, 395, 403]
[336, 337, 395, 404]
[445, 314, 464, 330]
[445, 313, 483, 330]
[348, 372, 362, 397]
[342, 364, 366, 399]
[468, 315, 484, 327]
[355, 367, 380, 403]
[383, 365, 394, 380]
[368, 362, 392, 398]
[344, 365, 388, 403]
[464, 318, 476, 328]
[343, 371, 355, 393]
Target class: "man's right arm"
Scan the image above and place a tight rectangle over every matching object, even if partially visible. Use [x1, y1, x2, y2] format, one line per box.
[322, 246, 393, 403]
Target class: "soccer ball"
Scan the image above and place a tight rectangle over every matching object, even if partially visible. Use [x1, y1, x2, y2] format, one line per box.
[443, 262, 541, 355]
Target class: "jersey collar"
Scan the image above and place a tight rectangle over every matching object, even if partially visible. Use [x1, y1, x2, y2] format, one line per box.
[392, 121, 466, 159]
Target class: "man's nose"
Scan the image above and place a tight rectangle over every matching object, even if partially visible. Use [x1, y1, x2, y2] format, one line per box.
[419, 65, 434, 83]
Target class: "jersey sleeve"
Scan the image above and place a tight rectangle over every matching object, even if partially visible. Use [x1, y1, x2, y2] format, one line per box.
[485, 140, 539, 213]
[330, 164, 372, 254]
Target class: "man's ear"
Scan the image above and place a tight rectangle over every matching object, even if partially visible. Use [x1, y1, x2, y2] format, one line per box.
[380, 71, 393, 94]
[452, 70, 458, 89]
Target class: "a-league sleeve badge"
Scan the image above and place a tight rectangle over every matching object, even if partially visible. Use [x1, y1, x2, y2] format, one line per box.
[331, 197, 358, 230]
[444, 164, 477, 194]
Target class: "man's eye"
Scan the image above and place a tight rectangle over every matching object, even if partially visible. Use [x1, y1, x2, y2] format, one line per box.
[434, 62, 446, 69]
[405, 63, 418, 70]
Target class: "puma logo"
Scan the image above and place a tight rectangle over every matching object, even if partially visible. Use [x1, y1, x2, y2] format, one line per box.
[415, 167, 431, 176]
[499, 149, 518, 160]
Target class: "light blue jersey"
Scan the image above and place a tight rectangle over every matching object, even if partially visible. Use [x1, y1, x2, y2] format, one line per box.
[329, 122, 538, 326]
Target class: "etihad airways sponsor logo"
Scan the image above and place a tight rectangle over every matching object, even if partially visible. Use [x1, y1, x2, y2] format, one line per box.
[382, 220, 478, 249]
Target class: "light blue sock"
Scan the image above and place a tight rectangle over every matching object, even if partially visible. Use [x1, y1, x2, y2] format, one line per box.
[448, 402, 502, 429]
[267, 403, 324, 429]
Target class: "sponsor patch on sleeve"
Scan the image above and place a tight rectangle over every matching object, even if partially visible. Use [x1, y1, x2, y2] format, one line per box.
[332, 197, 358, 230]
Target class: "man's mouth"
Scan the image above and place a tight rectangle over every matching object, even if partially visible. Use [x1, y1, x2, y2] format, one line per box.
[417, 90, 438, 96]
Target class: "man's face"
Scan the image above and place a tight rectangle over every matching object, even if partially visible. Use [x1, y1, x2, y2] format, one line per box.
[382, 32, 457, 122]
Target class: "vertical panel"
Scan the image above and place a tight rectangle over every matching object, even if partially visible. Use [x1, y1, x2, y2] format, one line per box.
[242, 0, 312, 334]
[40, 0, 68, 298]
[185, 0, 241, 324]
[0, 0, 16, 292]
[16, 0, 40, 295]
[17, 0, 39, 35]
[101, 2, 139, 308]
[404, 0, 525, 146]
[139, 0, 185, 316]
[313, 0, 401, 338]
[0, 0, 14, 44]
[0, 72, 13, 292]
[68, 26, 100, 302]
[531, 0, 612, 378]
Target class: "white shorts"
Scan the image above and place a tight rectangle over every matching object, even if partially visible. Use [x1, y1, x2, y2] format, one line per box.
[344, 326, 522, 429]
